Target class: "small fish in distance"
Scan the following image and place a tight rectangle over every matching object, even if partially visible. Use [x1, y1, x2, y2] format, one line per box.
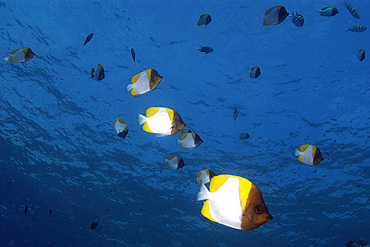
[196, 46, 213, 54]
[83, 33, 94, 46]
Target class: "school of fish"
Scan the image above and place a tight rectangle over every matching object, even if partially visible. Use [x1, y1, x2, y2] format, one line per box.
[7, 2, 367, 234]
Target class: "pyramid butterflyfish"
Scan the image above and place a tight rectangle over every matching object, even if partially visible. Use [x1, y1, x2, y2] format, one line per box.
[249, 66, 261, 78]
[197, 169, 217, 185]
[197, 14, 212, 26]
[138, 107, 186, 136]
[295, 144, 324, 165]
[4, 47, 35, 63]
[318, 6, 339, 16]
[91, 63, 105, 80]
[196, 174, 273, 230]
[262, 5, 289, 26]
[177, 132, 203, 149]
[113, 118, 128, 139]
[126, 69, 162, 95]
[164, 155, 185, 170]
[357, 49, 365, 61]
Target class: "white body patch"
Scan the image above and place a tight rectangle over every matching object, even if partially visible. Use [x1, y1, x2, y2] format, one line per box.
[197, 170, 210, 184]
[113, 120, 127, 134]
[264, 7, 279, 25]
[177, 133, 195, 148]
[131, 71, 150, 94]
[165, 156, 179, 169]
[208, 177, 243, 229]
[147, 108, 172, 135]
[299, 145, 314, 165]
[6, 49, 26, 62]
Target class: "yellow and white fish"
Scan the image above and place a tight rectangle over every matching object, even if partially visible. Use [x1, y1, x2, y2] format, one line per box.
[295, 144, 324, 165]
[138, 107, 186, 135]
[177, 132, 203, 149]
[4, 47, 35, 63]
[196, 174, 273, 230]
[196, 169, 216, 185]
[164, 155, 185, 170]
[126, 69, 162, 95]
[262, 5, 289, 26]
[358, 49, 366, 61]
[318, 6, 339, 16]
[249, 66, 261, 78]
[113, 118, 128, 139]
[197, 14, 212, 26]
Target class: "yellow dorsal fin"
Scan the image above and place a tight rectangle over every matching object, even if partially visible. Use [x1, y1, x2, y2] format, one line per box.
[146, 107, 161, 117]
[131, 72, 141, 84]
[118, 118, 126, 124]
[300, 144, 309, 152]
[142, 122, 153, 133]
[209, 174, 229, 193]
[22, 47, 28, 53]
[11, 48, 20, 54]
[168, 155, 175, 160]
[179, 133, 187, 140]
[113, 120, 117, 126]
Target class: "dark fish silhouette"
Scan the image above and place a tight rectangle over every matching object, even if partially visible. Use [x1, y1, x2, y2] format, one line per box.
[131, 48, 135, 63]
[196, 46, 213, 54]
[197, 14, 212, 26]
[91, 63, 105, 80]
[233, 108, 238, 120]
[49, 206, 54, 215]
[91, 220, 98, 230]
[24, 204, 28, 214]
[84, 33, 94, 46]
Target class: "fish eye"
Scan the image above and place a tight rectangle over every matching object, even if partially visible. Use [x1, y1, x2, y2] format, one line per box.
[254, 205, 263, 214]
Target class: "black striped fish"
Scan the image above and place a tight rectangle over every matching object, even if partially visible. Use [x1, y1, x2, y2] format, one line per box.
[347, 25, 367, 32]
[290, 12, 304, 27]
[343, 1, 360, 19]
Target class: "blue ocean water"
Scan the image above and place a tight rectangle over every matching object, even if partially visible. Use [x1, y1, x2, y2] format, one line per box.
[0, 0, 369, 246]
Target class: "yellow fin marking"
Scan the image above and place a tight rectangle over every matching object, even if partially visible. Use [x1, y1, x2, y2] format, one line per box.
[146, 107, 161, 117]
[142, 122, 153, 133]
[201, 200, 217, 223]
[300, 144, 309, 152]
[131, 72, 141, 84]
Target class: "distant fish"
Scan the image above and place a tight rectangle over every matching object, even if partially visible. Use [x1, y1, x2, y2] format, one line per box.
[130, 48, 135, 63]
[49, 206, 54, 215]
[83, 33, 94, 46]
[233, 108, 238, 121]
[196, 174, 273, 230]
[164, 155, 185, 170]
[196, 46, 213, 54]
[138, 107, 186, 135]
[347, 25, 367, 32]
[90, 220, 98, 230]
[126, 69, 163, 95]
[239, 133, 250, 140]
[24, 204, 28, 214]
[295, 144, 324, 165]
[4, 47, 35, 63]
[262, 5, 289, 26]
[249, 66, 261, 78]
[113, 118, 129, 139]
[343, 1, 360, 19]
[197, 14, 212, 26]
[177, 132, 203, 149]
[91, 63, 105, 80]
[357, 49, 366, 61]
[318, 6, 339, 16]
[196, 169, 216, 185]
[290, 12, 304, 27]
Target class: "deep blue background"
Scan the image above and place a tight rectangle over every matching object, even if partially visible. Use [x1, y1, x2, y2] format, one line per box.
[0, 1, 369, 246]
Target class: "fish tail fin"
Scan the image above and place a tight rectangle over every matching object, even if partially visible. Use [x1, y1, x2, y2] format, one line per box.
[294, 149, 301, 157]
[176, 139, 182, 145]
[126, 84, 133, 92]
[137, 114, 147, 126]
[195, 47, 201, 51]
[196, 183, 210, 201]
[91, 68, 95, 78]
[4, 54, 10, 61]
